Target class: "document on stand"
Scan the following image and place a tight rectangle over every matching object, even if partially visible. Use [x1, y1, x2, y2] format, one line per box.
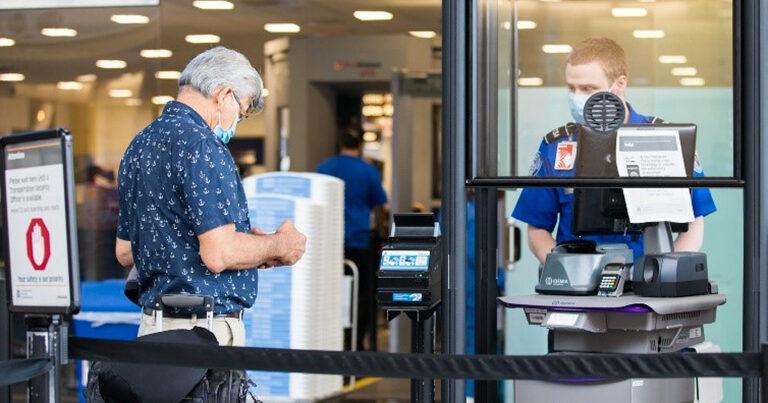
[615, 129, 695, 224]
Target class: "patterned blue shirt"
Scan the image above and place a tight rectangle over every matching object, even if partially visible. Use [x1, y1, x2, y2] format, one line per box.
[117, 100, 257, 314]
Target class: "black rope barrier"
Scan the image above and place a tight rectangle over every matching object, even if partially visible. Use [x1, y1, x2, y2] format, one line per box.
[0, 358, 52, 387]
[69, 337, 764, 381]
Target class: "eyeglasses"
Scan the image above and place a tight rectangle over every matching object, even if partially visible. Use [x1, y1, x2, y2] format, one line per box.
[233, 91, 265, 121]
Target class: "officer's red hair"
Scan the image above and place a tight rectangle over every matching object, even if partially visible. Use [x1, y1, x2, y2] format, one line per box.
[566, 37, 629, 83]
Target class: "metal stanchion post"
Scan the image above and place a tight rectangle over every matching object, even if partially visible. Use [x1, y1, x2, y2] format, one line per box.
[761, 344, 768, 403]
[26, 315, 66, 403]
[410, 313, 435, 403]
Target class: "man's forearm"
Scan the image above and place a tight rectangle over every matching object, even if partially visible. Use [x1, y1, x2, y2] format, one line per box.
[527, 225, 556, 264]
[673, 216, 704, 252]
[219, 232, 282, 271]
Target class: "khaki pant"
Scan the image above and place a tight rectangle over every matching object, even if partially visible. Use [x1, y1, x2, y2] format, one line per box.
[138, 313, 246, 346]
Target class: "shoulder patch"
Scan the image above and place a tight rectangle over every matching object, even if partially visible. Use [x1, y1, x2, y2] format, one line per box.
[543, 122, 578, 144]
[528, 150, 543, 176]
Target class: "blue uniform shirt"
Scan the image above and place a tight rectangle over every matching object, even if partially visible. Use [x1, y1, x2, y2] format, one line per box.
[512, 105, 717, 258]
[316, 155, 388, 249]
[117, 100, 257, 314]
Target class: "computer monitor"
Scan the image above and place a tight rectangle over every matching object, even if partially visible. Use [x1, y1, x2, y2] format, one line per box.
[571, 123, 698, 235]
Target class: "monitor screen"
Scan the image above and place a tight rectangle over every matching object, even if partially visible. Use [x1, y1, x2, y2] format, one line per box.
[572, 124, 697, 236]
[380, 250, 430, 272]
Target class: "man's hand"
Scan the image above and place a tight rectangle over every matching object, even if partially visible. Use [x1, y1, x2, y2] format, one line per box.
[274, 221, 307, 266]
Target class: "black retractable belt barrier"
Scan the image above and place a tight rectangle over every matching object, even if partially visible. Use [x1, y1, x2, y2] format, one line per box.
[0, 358, 52, 387]
[69, 337, 765, 381]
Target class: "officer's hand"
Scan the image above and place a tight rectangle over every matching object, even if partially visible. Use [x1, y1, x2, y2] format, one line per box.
[275, 221, 307, 266]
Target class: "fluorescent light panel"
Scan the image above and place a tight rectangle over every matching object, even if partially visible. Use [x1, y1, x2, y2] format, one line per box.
[517, 20, 537, 30]
[140, 49, 172, 58]
[264, 23, 300, 33]
[0, 73, 24, 82]
[110, 14, 149, 24]
[193, 0, 233, 10]
[518, 77, 543, 86]
[612, 7, 648, 17]
[96, 59, 127, 69]
[41, 28, 77, 37]
[155, 71, 181, 80]
[152, 95, 174, 105]
[409, 31, 436, 39]
[185, 34, 220, 44]
[671, 67, 698, 76]
[633, 30, 665, 39]
[659, 55, 687, 64]
[77, 73, 97, 82]
[354, 11, 393, 21]
[542, 44, 572, 54]
[0, 37, 15, 47]
[680, 77, 705, 86]
[109, 89, 133, 98]
[57, 81, 83, 90]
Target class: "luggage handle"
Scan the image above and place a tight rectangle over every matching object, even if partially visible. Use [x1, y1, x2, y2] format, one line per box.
[159, 293, 215, 330]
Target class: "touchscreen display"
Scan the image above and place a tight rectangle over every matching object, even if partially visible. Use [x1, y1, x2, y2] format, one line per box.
[380, 250, 430, 272]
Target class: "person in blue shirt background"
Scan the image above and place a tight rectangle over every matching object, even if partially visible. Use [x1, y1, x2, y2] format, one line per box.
[317, 130, 388, 351]
[513, 37, 717, 264]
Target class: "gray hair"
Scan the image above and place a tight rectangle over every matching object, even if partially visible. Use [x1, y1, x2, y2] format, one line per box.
[179, 46, 265, 113]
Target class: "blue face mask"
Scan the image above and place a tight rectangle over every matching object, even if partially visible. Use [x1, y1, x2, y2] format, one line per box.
[568, 93, 591, 123]
[213, 94, 239, 144]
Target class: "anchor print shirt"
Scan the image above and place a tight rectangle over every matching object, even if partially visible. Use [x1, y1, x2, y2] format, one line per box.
[117, 100, 256, 314]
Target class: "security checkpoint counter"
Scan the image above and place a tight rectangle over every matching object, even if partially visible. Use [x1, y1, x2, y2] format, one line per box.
[499, 293, 726, 403]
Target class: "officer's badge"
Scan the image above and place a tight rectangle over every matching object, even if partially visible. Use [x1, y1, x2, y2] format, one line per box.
[555, 141, 577, 170]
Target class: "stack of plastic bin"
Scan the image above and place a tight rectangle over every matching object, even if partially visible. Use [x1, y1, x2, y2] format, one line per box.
[242, 173, 344, 400]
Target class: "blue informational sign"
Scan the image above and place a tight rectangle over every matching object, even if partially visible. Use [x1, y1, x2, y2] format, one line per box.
[379, 250, 430, 272]
[392, 293, 423, 302]
[255, 176, 312, 198]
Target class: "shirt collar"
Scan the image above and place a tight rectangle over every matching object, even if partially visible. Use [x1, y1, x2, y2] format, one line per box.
[162, 100, 209, 128]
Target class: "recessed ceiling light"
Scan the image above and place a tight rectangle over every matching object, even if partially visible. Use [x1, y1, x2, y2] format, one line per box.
[76, 73, 97, 82]
[363, 94, 385, 105]
[542, 44, 572, 54]
[0, 73, 24, 82]
[185, 34, 220, 44]
[518, 77, 543, 86]
[125, 98, 143, 106]
[57, 81, 83, 90]
[362, 105, 384, 117]
[517, 20, 537, 30]
[96, 59, 127, 69]
[41, 28, 77, 37]
[633, 30, 665, 39]
[109, 89, 133, 98]
[193, 0, 233, 10]
[680, 77, 705, 86]
[262, 88, 270, 97]
[264, 23, 301, 33]
[363, 131, 378, 142]
[612, 8, 648, 17]
[409, 31, 436, 39]
[671, 67, 698, 76]
[152, 95, 174, 105]
[155, 70, 181, 80]
[110, 14, 149, 24]
[354, 11, 393, 21]
[659, 55, 688, 64]
[0, 37, 15, 47]
[140, 49, 173, 58]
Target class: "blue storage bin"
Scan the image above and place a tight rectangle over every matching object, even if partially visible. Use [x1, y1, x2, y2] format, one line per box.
[73, 279, 141, 402]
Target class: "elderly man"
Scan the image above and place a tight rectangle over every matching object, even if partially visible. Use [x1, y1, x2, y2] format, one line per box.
[115, 47, 306, 346]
